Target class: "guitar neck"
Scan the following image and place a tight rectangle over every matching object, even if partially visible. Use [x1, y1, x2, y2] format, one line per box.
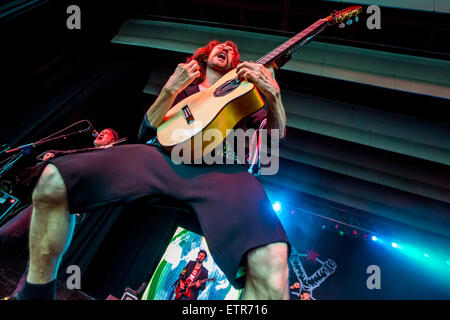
[187, 278, 213, 287]
[256, 18, 328, 68]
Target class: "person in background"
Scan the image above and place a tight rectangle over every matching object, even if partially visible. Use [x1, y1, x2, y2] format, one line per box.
[174, 250, 209, 300]
[300, 291, 311, 300]
[0, 128, 119, 247]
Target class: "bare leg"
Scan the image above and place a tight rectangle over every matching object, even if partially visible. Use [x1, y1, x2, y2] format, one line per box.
[27, 164, 75, 284]
[242, 242, 289, 300]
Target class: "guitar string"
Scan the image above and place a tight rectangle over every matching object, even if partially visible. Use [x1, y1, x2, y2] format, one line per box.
[256, 8, 359, 66]
[255, 19, 328, 66]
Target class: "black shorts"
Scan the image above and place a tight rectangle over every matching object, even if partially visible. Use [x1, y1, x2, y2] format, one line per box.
[48, 144, 289, 288]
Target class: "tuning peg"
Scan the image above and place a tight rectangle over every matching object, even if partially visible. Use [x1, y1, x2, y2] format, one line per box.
[346, 19, 353, 25]
[339, 22, 346, 28]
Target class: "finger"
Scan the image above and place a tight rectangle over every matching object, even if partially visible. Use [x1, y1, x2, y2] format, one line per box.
[237, 61, 253, 68]
[238, 69, 257, 82]
[191, 70, 201, 79]
[242, 70, 258, 82]
[237, 61, 258, 71]
[188, 61, 200, 72]
[236, 62, 249, 71]
[187, 60, 199, 68]
[236, 67, 251, 78]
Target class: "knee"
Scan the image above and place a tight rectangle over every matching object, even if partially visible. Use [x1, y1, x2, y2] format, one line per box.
[247, 242, 289, 293]
[32, 164, 67, 206]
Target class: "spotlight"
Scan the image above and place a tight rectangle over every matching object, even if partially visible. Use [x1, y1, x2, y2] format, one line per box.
[392, 242, 398, 248]
[272, 202, 281, 213]
[335, 224, 339, 229]
[424, 253, 430, 258]
[446, 260, 450, 266]
[339, 231, 344, 236]
[321, 225, 326, 231]
[371, 236, 378, 241]
[353, 230, 358, 235]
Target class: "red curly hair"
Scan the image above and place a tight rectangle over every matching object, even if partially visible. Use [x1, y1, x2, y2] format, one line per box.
[187, 40, 241, 82]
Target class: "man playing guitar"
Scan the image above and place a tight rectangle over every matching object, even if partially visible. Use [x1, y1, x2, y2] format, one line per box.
[174, 250, 209, 300]
[10, 39, 290, 300]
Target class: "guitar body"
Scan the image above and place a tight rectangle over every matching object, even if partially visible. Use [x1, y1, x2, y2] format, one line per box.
[174, 279, 193, 299]
[174, 277, 215, 300]
[157, 69, 264, 161]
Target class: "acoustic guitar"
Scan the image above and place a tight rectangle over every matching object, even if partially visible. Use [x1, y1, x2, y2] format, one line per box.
[157, 6, 362, 161]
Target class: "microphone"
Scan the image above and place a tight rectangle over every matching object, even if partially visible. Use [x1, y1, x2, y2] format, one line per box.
[85, 120, 98, 137]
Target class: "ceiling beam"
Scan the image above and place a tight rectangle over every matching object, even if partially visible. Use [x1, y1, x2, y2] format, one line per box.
[112, 19, 450, 100]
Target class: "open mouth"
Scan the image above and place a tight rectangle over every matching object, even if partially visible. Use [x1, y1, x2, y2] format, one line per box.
[216, 51, 227, 62]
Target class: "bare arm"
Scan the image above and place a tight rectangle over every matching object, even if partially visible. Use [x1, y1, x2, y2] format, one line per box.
[146, 60, 201, 128]
[236, 62, 286, 139]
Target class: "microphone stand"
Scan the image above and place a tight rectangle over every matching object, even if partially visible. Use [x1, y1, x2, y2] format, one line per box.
[0, 151, 25, 178]
[0, 127, 92, 179]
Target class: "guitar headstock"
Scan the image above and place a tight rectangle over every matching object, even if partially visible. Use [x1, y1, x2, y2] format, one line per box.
[326, 6, 362, 27]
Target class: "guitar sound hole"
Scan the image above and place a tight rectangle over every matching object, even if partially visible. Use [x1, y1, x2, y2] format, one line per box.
[213, 79, 242, 97]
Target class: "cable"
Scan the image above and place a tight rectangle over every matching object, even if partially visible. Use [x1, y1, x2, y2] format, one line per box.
[34, 120, 94, 144]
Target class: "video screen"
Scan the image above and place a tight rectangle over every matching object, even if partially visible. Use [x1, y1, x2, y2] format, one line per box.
[141, 226, 242, 300]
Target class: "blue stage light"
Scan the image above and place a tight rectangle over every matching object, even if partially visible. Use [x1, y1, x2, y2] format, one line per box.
[272, 202, 281, 213]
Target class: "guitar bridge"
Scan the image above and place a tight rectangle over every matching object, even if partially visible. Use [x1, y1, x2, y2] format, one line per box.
[182, 105, 195, 125]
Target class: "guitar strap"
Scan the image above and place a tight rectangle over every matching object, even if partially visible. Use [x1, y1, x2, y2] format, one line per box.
[248, 118, 266, 176]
